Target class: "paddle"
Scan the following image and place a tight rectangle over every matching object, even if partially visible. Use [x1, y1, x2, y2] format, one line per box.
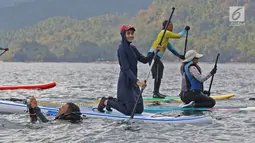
[184, 30, 189, 57]
[1, 98, 24, 102]
[130, 7, 176, 119]
[0, 48, 8, 56]
[208, 53, 220, 94]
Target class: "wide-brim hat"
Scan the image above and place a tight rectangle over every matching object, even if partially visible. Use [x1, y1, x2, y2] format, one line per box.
[182, 50, 203, 63]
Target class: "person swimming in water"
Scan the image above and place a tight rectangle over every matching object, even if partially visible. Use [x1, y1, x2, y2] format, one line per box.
[28, 96, 82, 123]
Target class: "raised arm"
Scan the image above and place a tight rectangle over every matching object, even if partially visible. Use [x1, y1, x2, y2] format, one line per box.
[165, 31, 181, 39]
[165, 29, 187, 39]
[28, 96, 49, 123]
[34, 107, 49, 123]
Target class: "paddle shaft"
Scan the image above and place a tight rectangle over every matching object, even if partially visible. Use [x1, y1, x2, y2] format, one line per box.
[130, 7, 176, 119]
[2, 98, 24, 102]
[0, 50, 7, 56]
[208, 53, 220, 93]
[184, 30, 189, 56]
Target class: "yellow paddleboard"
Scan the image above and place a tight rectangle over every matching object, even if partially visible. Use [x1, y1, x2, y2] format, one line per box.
[172, 94, 235, 102]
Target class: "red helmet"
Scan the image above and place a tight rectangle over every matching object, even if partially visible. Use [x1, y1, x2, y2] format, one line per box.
[120, 24, 135, 33]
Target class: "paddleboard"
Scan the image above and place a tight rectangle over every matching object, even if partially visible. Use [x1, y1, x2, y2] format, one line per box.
[144, 106, 250, 113]
[143, 94, 235, 103]
[0, 100, 212, 124]
[37, 93, 235, 109]
[0, 81, 56, 90]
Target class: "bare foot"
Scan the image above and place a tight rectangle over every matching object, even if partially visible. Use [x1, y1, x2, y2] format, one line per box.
[104, 99, 108, 106]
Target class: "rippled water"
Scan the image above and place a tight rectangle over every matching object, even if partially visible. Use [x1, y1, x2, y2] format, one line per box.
[0, 62, 255, 143]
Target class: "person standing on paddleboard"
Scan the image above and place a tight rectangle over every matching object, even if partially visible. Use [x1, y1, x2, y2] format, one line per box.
[179, 50, 217, 108]
[97, 24, 161, 115]
[147, 20, 190, 98]
[28, 96, 82, 123]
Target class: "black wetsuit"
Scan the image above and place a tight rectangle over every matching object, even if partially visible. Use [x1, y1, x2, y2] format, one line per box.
[105, 30, 152, 115]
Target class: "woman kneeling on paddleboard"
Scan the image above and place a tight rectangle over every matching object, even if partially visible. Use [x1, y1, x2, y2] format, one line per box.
[97, 24, 161, 115]
[180, 50, 217, 108]
[28, 96, 82, 123]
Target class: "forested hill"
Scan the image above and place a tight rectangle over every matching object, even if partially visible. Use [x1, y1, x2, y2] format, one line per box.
[0, 0, 254, 62]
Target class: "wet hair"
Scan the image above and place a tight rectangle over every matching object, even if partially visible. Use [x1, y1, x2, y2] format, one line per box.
[162, 20, 173, 30]
[66, 102, 80, 113]
[56, 102, 83, 123]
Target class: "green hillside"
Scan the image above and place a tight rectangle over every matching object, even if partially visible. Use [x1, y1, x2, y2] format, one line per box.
[0, 0, 254, 62]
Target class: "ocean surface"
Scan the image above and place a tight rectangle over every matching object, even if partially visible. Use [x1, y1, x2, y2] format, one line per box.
[0, 62, 255, 143]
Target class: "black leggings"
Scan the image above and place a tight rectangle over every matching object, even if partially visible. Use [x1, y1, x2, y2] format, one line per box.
[107, 99, 144, 115]
[180, 91, 216, 108]
[149, 55, 164, 79]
